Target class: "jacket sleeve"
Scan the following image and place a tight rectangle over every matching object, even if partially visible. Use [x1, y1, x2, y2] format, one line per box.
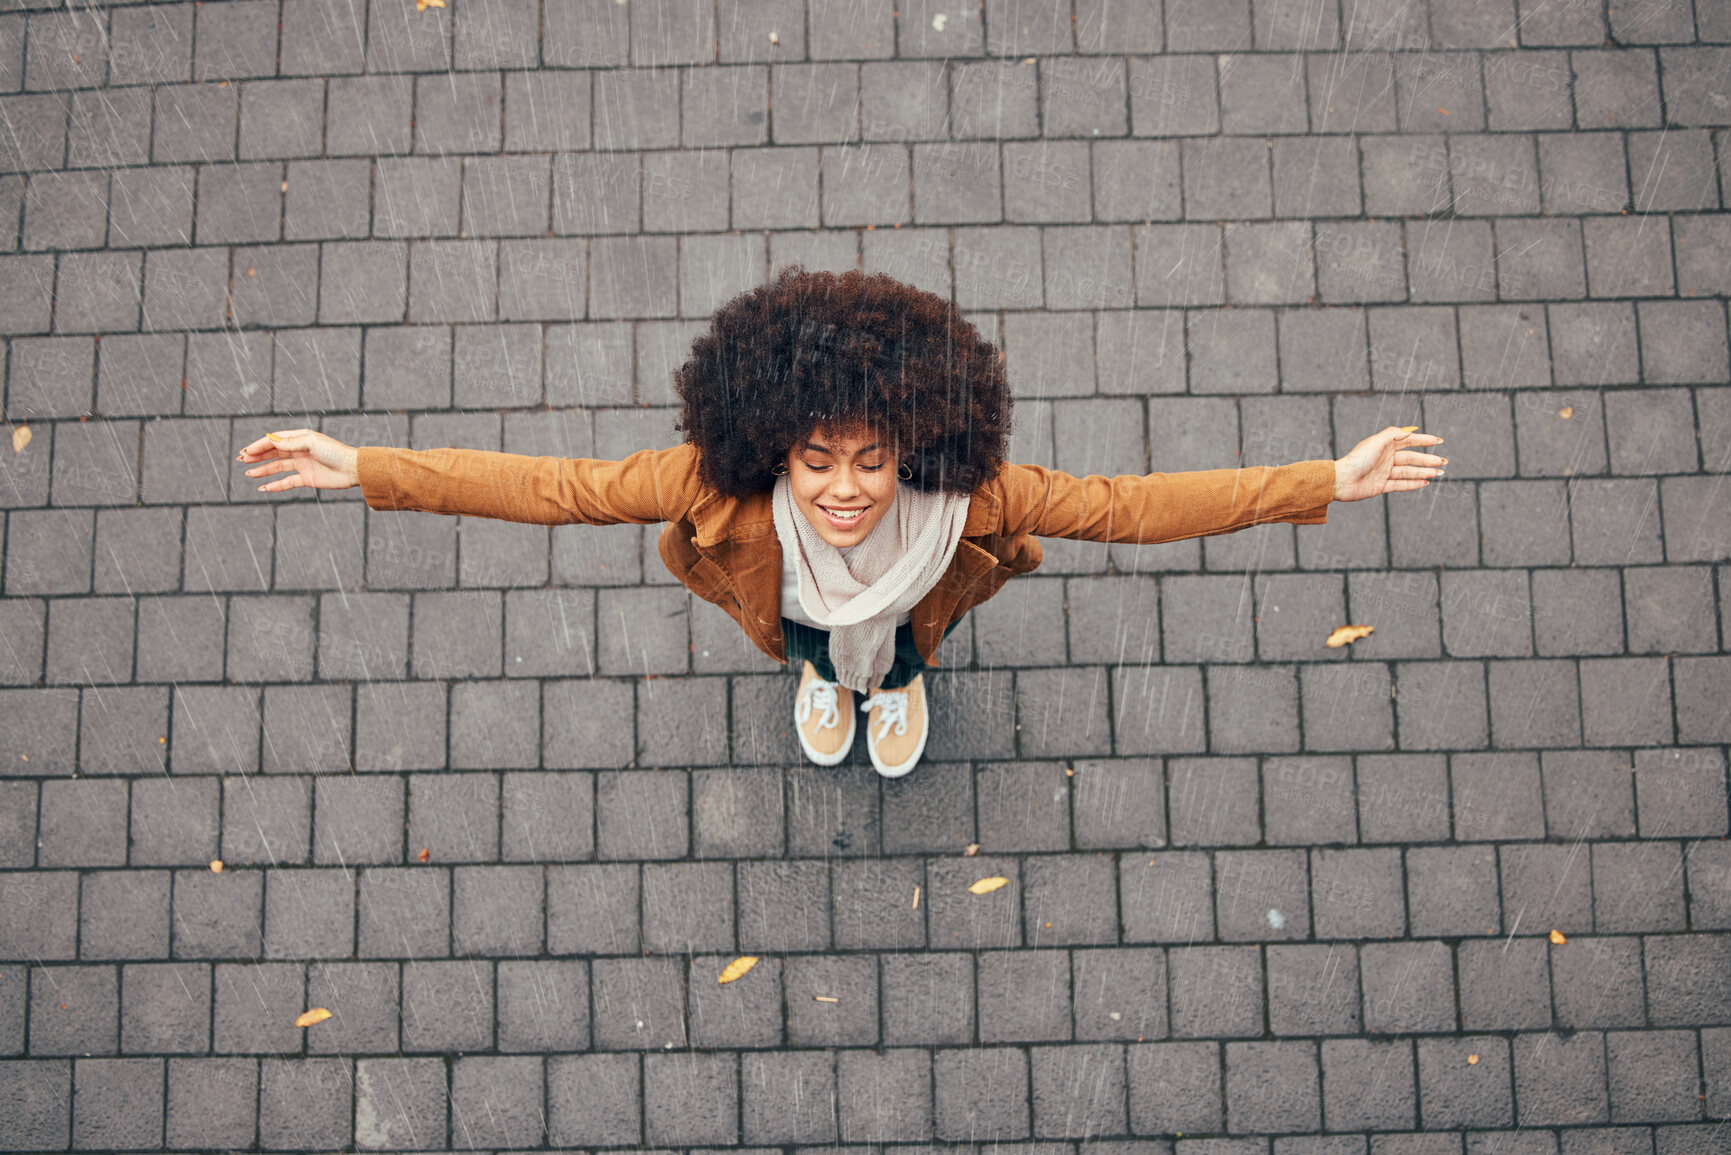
[993, 458, 1337, 544]
[355, 442, 706, 527]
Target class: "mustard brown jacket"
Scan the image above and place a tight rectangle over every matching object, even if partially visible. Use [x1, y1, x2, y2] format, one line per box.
[357, 442, 1338, 668]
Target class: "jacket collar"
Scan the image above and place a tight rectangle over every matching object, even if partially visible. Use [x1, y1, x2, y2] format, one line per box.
[686, 474, 1004, 548]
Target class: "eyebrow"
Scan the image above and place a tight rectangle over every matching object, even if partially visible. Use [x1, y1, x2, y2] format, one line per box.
[802, 442, 884, 455]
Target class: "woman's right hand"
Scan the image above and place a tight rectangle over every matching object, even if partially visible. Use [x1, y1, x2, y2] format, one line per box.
[236, 429, 361, 493]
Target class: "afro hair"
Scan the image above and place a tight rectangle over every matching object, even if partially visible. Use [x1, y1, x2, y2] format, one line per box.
[673, 267, 1012, 499]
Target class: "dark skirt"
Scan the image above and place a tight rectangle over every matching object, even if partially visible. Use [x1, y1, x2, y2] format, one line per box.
[781, 615, 965, 691]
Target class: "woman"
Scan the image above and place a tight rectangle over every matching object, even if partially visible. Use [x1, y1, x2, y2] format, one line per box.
[237, 269, 1445, 777]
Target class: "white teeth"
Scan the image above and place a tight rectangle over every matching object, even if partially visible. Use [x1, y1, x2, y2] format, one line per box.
[824, 507, 864, 520]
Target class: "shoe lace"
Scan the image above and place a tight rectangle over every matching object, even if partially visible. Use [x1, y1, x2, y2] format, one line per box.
[796, 677, 842, 732]
[864, 689, 909, 741]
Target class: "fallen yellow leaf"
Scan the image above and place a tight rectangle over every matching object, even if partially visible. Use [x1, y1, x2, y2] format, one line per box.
[1467, 1053, 1480, 1065]
[209, 859, 223, 873]
[1559, 407, 1573, 419]
[295, 1007, 332, 1028]
[911, 885, 920, 909]
[813, 995, 838, 1003]
[969, 876, 1009, 895]
[964, 843, 980, 856]
[416, 0, 446, 9]
[11, 425, 31, 453]
[417, 847, 430, 862]
[1550, 929, 1567, 944]
[718, 956, 758, 984]
[1326, 624, 1375, 648]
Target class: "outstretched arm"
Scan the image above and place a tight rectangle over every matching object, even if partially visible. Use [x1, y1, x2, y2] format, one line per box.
[992, 427, 1446, 545]
[237, 429, 705, 527]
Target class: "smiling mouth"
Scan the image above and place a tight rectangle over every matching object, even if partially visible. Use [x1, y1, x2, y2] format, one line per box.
[818, 504, 869, 522]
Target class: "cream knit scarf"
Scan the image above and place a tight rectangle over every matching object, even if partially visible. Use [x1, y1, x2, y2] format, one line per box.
[772, 475, 971, 695]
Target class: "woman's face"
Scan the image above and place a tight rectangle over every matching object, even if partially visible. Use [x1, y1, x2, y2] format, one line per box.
[784, 426, 900, 548]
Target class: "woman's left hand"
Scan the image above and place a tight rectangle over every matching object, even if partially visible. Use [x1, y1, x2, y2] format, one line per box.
[1333, 427, 1447, 502]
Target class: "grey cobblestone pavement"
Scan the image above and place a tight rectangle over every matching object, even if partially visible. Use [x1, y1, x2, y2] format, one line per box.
[1, 0, 1729, 1151]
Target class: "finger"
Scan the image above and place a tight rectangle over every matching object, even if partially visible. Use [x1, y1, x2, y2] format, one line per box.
[258, 471, 305, 492]
[246, 459, 301, 478]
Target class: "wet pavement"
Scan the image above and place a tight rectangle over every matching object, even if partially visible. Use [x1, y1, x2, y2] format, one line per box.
[1, 0, 1729, 1151]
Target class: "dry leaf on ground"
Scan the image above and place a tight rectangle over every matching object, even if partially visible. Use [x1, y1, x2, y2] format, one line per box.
[1326, 625, 1374, 648]
[1468, 1053, 1480, 1065]
[295, 1008, 332, 1028]
[209, 860, 223, 873]
[11, 426, 30, 453]
[964, 843, 980, 856]
[718, 956, 758, 983]
[1550, 929, 1567, 944]
[969, 876, 1009, 895]
[416, 0, 446, 9]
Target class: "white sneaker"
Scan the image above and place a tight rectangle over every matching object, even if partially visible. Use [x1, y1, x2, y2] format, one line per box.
[794, 661, 855, 766]
[863, 673, 929, 778]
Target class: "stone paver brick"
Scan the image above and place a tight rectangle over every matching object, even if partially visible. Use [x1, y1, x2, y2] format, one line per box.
[29, 965, 117, 1056]
[1071, 946, 1165, 1043]
[1419, 1035, 1514, 1128]
[785, 954, 877, 1047]
[259, 1058, 352, 1149]
[1557, 942, 1647, 1032]
[401, 959, 493, 1052]
[737, 860, 829, 951]
[1227, 1039, 1322, 1134]
[1323, 1038, 1416, 1131]
[1515, 1028, 1610, 1125]
[933, 1045, 1027, 1141]
[1525, 115, 1613, 195]
[81, 871, 170, 960]
[1267, 941, 1362, 1035]
[1607, 1030, 1703, 1124]
[881, 952, 974, 1046]
[1408, 844, 1501, 937]
[1127, 1040, 1223, 1133]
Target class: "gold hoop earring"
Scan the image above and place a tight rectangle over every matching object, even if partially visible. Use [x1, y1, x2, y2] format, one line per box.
[897, 462, 913, 480]
[771, 463, 789, 476]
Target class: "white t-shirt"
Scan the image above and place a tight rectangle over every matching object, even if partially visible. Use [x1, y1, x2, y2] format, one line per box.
[780, 542, 911, 630]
